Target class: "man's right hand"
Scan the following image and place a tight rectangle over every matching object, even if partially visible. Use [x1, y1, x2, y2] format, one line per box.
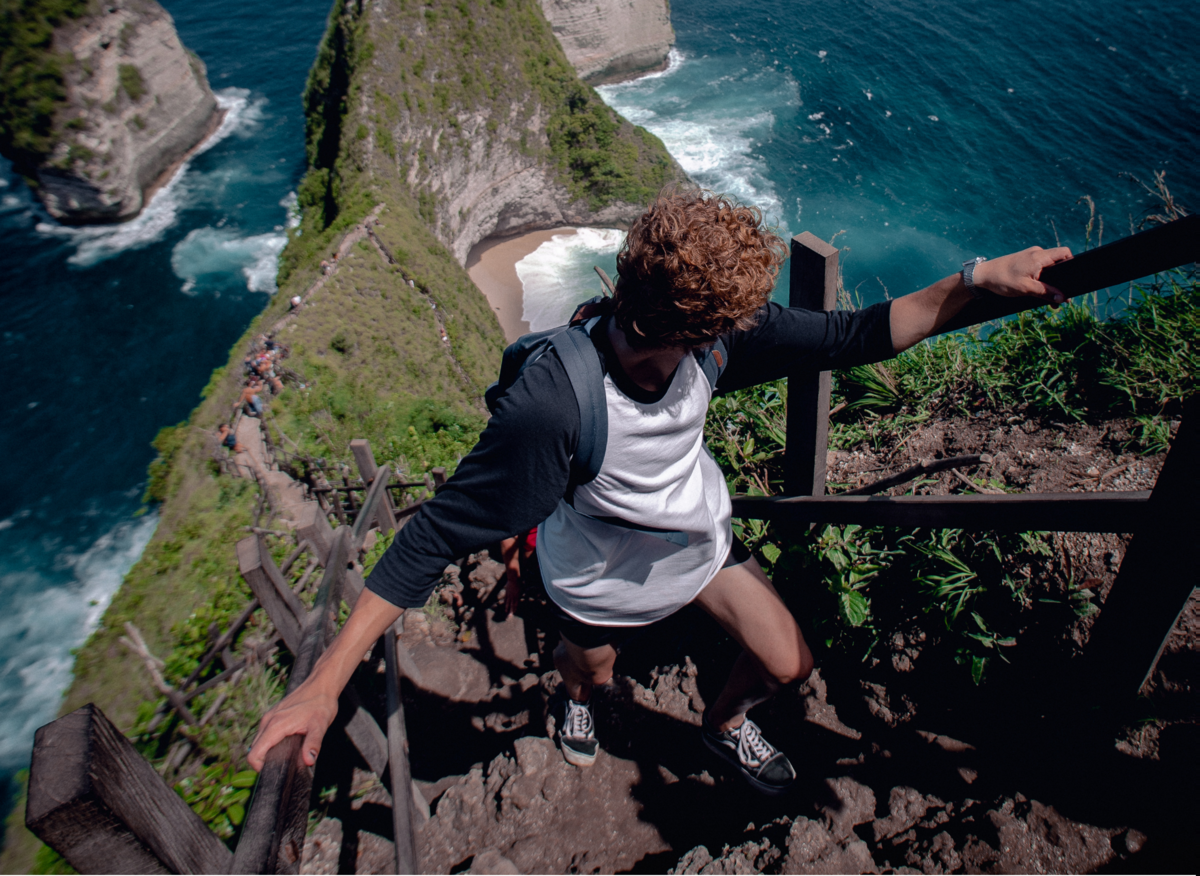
[247, 678, 339, 770]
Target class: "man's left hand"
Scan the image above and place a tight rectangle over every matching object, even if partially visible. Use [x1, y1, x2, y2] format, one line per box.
[975, 246, 1073, 304]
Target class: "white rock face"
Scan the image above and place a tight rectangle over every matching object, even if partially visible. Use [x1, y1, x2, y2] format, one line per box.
[540, 0, 674, 83]
[37, 0, 220, 224]
[409, 106, 649, 264]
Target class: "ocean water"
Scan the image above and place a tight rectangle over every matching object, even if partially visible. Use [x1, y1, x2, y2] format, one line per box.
[1, 0, 1196, 818]
[521, 0, 1198, 318]
[0, 0, 331, 803]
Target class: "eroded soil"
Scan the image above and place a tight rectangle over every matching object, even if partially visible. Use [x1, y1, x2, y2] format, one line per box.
[299, 413, 1196, 874]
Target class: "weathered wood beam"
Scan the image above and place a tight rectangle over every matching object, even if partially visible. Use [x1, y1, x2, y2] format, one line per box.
[785, 232, 838, 497]
[351, 438, 398, 535]
[27, 704, 233, 875]
[1083, 398, 1197, 697]
[384, 620, 419, 874]
[353, 464, 396, 551]
[237, 536, 305, 655]
[936, 214, 1198, 335]
[232, 528, 351, 874]
[730, 490, 1150, 531]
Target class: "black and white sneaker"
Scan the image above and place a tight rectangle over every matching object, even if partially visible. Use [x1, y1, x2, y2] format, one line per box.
[702, 716, 796, 795]
[557, 697, 598, 767]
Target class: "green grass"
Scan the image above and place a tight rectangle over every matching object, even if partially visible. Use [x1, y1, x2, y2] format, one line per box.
[117, 63, 145, 101]
[0, 0, 90, 169]
[708, 271, 1197, 681]
[834, 270, 1197, 452]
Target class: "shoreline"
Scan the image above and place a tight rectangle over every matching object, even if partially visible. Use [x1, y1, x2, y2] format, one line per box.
[466, 227, 578, 343]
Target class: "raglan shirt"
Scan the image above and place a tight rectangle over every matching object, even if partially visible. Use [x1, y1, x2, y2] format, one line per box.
[366, 300, 896, 612]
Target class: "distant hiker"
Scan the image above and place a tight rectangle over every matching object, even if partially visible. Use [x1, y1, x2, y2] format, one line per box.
[239, 383, 265, 417]
[290, 295, 302, 309]
[250, 188, 1070, 795]
[217, 423, 245, 454]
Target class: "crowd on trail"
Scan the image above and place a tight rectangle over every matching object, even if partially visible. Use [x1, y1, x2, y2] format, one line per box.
[217, 334, 291, 456]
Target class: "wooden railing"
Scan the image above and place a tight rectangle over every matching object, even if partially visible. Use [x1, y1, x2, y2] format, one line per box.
[739, 213, 1198, 700]
[27, 440, 430, 873]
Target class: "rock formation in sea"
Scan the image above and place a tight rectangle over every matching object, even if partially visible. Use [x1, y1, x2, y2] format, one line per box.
[302, 0, 686, 265]
[540, 0, 675, 83]
[0, 0, 221, 224]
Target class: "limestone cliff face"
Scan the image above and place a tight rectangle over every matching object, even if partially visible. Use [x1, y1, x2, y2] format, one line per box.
[539, 0, 674, 83]
[35, 1, 220, 224]
[305, 0, 684, 266]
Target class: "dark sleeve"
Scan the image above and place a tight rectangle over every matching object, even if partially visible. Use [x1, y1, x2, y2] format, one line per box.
[716, 300, 895, 393]
[366, 350, 579, 608]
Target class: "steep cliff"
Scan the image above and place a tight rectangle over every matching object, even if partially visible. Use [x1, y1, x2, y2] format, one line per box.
[294, 0, 685, 266]
[540, 0, 674, 83]
[0, 0, 221, 223]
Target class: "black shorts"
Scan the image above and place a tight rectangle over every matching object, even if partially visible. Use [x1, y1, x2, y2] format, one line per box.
[551, 536, 752, 651]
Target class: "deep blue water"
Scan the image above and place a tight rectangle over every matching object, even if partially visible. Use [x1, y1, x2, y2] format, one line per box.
[522, 0, 1197, 321]
[0, 0, 332, 798]
[1, 0, 1197, 811]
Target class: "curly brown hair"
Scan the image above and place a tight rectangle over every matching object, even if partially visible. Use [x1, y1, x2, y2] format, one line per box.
[613, 189, 786, 347]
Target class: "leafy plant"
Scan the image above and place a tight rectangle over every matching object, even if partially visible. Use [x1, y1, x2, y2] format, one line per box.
[174, 764, 257, 838]
[118, 63, 146, 101]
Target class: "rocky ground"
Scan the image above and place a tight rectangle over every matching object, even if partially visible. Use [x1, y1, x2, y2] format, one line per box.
[296, 412, 1196, 874]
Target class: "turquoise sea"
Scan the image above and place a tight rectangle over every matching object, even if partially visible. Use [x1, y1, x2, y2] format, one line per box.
[0, 0, 1196, 810]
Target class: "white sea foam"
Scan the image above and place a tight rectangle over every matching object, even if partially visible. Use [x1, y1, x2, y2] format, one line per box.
[597, 51, 793, 229]
[0, 513, 157, 770]
[515, 228, 624, 332]
[172, 225, 287, 294]
[36, 88, 258, 266]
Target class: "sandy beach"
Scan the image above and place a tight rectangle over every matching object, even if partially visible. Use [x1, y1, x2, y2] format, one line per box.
[466, 228, 577, 343]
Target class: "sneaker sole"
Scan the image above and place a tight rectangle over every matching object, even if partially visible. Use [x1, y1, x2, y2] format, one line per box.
[702, 733, 793, 796]
[561, 742, 597, 768]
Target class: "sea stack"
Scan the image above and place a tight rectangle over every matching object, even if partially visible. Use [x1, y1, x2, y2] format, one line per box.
[1, 0, 222, 224]
[540, 0, 675, 83]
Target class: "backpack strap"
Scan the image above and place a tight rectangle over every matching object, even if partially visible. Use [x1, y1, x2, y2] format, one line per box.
[549, 321, 608, 484]
[696, 337, 728, 390]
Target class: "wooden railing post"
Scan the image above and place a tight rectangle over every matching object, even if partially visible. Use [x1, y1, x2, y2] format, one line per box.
[232, 527, 351, 874]
[785, 233, 839, 497]
[27, 704, 234, 875]
[351, 438, 397, 534]
[385, 619, 420, 873]
[352, 463, 397, 551]
[237, 536, 305, 655]
[1082, 397, 1197, 698]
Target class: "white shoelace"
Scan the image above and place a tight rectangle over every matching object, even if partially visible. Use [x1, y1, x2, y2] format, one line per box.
[565, 700, 594, 739]
[734, 719, 776, 768]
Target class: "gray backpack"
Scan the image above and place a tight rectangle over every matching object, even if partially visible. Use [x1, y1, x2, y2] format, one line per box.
[484, 269, 728, 485]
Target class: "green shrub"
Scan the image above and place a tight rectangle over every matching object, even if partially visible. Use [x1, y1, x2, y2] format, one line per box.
[0, 0, 90, 168]
[144, 421, 188, 504]
[118, 63, 146, 101]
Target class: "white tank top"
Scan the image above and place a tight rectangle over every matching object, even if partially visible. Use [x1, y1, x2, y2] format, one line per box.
[537, 352, 733, 626]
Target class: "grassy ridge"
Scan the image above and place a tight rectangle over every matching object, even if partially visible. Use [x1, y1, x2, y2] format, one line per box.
[2, 0, 676, 867]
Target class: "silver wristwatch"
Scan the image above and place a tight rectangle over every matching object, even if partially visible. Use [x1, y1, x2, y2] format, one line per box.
[962, 257, 988, 299]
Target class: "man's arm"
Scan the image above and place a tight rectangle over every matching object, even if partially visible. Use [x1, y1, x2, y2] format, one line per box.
[248, 351, 580, 770]
[889, 246, 1071, 352]
[248, 589, 400, 769]
[717, 244, 1071, 392]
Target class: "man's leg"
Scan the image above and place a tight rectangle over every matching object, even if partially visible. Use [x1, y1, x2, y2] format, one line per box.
[692, 555, 814, 792]
[552, 635, 618, 767]
[554, 635, 619, 703]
